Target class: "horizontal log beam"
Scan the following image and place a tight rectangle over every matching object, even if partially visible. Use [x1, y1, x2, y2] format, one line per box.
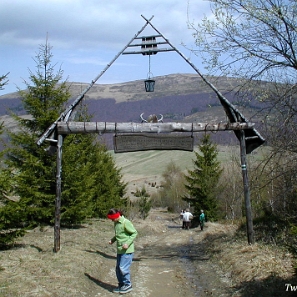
[56, 122, 255, 135]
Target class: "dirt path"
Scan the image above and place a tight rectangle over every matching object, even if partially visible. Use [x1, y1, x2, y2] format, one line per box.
[92, 209, 233, 297]
[132, 212, 232, 297]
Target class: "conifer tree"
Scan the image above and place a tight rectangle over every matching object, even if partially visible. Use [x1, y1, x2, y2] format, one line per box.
[134, 186, 151, 219]
[0, 122, 26, 246]
[0, 74, 27, 246]
[62, 129, 127, 222]
[3, 40, 127, 230]
[184, 134, 223, 221]
[3, 41, 71, 226]
[0, 73, 9, 90]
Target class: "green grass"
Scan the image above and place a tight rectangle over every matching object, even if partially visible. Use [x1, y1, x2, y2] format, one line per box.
[111, 150, 194, 176]
[110, 145, 269, 179]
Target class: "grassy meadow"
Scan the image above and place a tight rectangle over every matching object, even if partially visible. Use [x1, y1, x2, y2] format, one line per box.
[111, 144, 267, 178]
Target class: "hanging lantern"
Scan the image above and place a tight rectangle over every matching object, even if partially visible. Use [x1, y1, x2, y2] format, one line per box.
[144, 54, 155, 92]
[144, 79, 155, 92]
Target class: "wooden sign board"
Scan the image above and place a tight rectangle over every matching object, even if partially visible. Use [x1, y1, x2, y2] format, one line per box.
[114, 133, 194, 153]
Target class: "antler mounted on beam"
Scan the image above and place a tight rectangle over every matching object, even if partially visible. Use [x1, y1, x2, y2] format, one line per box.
[140, 113, 163, 123]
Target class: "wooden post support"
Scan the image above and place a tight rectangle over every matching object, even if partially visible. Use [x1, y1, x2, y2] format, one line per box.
[54, 134, 63, 252]
[239, 130, 254, 244]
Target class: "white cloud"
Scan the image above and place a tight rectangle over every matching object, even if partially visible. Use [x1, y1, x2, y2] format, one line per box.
[0, 0, 211, 94]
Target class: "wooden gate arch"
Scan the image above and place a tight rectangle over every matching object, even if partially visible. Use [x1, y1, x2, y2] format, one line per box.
[37, 15, 265, 252]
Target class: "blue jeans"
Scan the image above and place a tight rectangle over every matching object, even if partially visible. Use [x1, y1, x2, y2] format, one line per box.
[116, 253, 134, 287]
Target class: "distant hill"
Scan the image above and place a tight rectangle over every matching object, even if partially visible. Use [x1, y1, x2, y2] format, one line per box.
[0, 73, 265, 148]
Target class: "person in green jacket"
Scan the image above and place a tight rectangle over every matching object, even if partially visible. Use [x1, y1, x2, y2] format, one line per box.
[199, 210, 206, 231]
[107, 208, 138, 294]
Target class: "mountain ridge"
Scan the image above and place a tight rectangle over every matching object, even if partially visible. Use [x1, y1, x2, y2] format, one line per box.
[0, 73, 264, 148]
[0, 73, 236, 102]
[0, 73, 259, 120]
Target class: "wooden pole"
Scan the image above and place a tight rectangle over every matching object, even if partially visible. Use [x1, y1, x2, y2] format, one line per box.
[54, 134, 63, 252]
[56, 121, 254, 135]
[239, 130, 254, 244]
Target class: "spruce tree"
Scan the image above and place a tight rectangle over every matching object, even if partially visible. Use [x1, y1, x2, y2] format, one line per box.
[0, 74, 26, 246]
[0, 122, 26, 246]
[62, 130, 127, 222]
[0, 73, 9, 90]
[184, 134, 223, 221]
[3, 41, 127, 229]
[134, 186, 151, 219]
[4, 41, 71, 226]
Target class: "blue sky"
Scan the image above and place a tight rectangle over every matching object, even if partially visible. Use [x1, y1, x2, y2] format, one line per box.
[0, 0, 212, 95]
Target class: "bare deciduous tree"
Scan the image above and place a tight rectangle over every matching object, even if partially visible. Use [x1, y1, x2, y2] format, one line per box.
[188, 0, 297, 219]
[190, 0, 297, 80]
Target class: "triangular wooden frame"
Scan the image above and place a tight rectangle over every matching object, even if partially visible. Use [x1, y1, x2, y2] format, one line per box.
[35, 15, 261, 251]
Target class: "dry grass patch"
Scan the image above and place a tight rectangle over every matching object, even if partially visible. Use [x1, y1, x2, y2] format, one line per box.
[0, 220, 115, 297]
[203, 222, 296, 289]
[0, 210, 177, 297]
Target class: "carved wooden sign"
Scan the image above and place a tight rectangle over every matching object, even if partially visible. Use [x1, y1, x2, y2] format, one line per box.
[113, 133, 194, 153]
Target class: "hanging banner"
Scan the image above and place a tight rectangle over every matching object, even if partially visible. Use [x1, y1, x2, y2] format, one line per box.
[113, 133, 194, 153]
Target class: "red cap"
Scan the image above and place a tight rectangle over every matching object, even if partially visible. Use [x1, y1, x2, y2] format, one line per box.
[107, 212, 120, 220]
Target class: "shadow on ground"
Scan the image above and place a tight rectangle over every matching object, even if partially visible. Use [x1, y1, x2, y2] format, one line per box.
[233, 274, 297, 297]
[85, 273, 116, 293]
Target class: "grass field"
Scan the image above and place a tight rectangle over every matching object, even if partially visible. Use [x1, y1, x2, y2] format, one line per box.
[111, 149, 195, 176]
[111, 144, 267, 176]
[110, 145, 268, 198]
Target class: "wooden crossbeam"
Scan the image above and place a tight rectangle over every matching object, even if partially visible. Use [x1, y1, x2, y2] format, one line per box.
[122, 48, 175, 55]
[56, 121, 254, 135]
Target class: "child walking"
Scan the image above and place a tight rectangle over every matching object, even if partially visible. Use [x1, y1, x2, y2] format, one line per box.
[107, 208, 138, 294]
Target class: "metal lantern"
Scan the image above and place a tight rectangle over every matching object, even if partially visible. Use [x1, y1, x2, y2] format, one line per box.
[144, 54, 155, 92]
[144, 79, 155, 92]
